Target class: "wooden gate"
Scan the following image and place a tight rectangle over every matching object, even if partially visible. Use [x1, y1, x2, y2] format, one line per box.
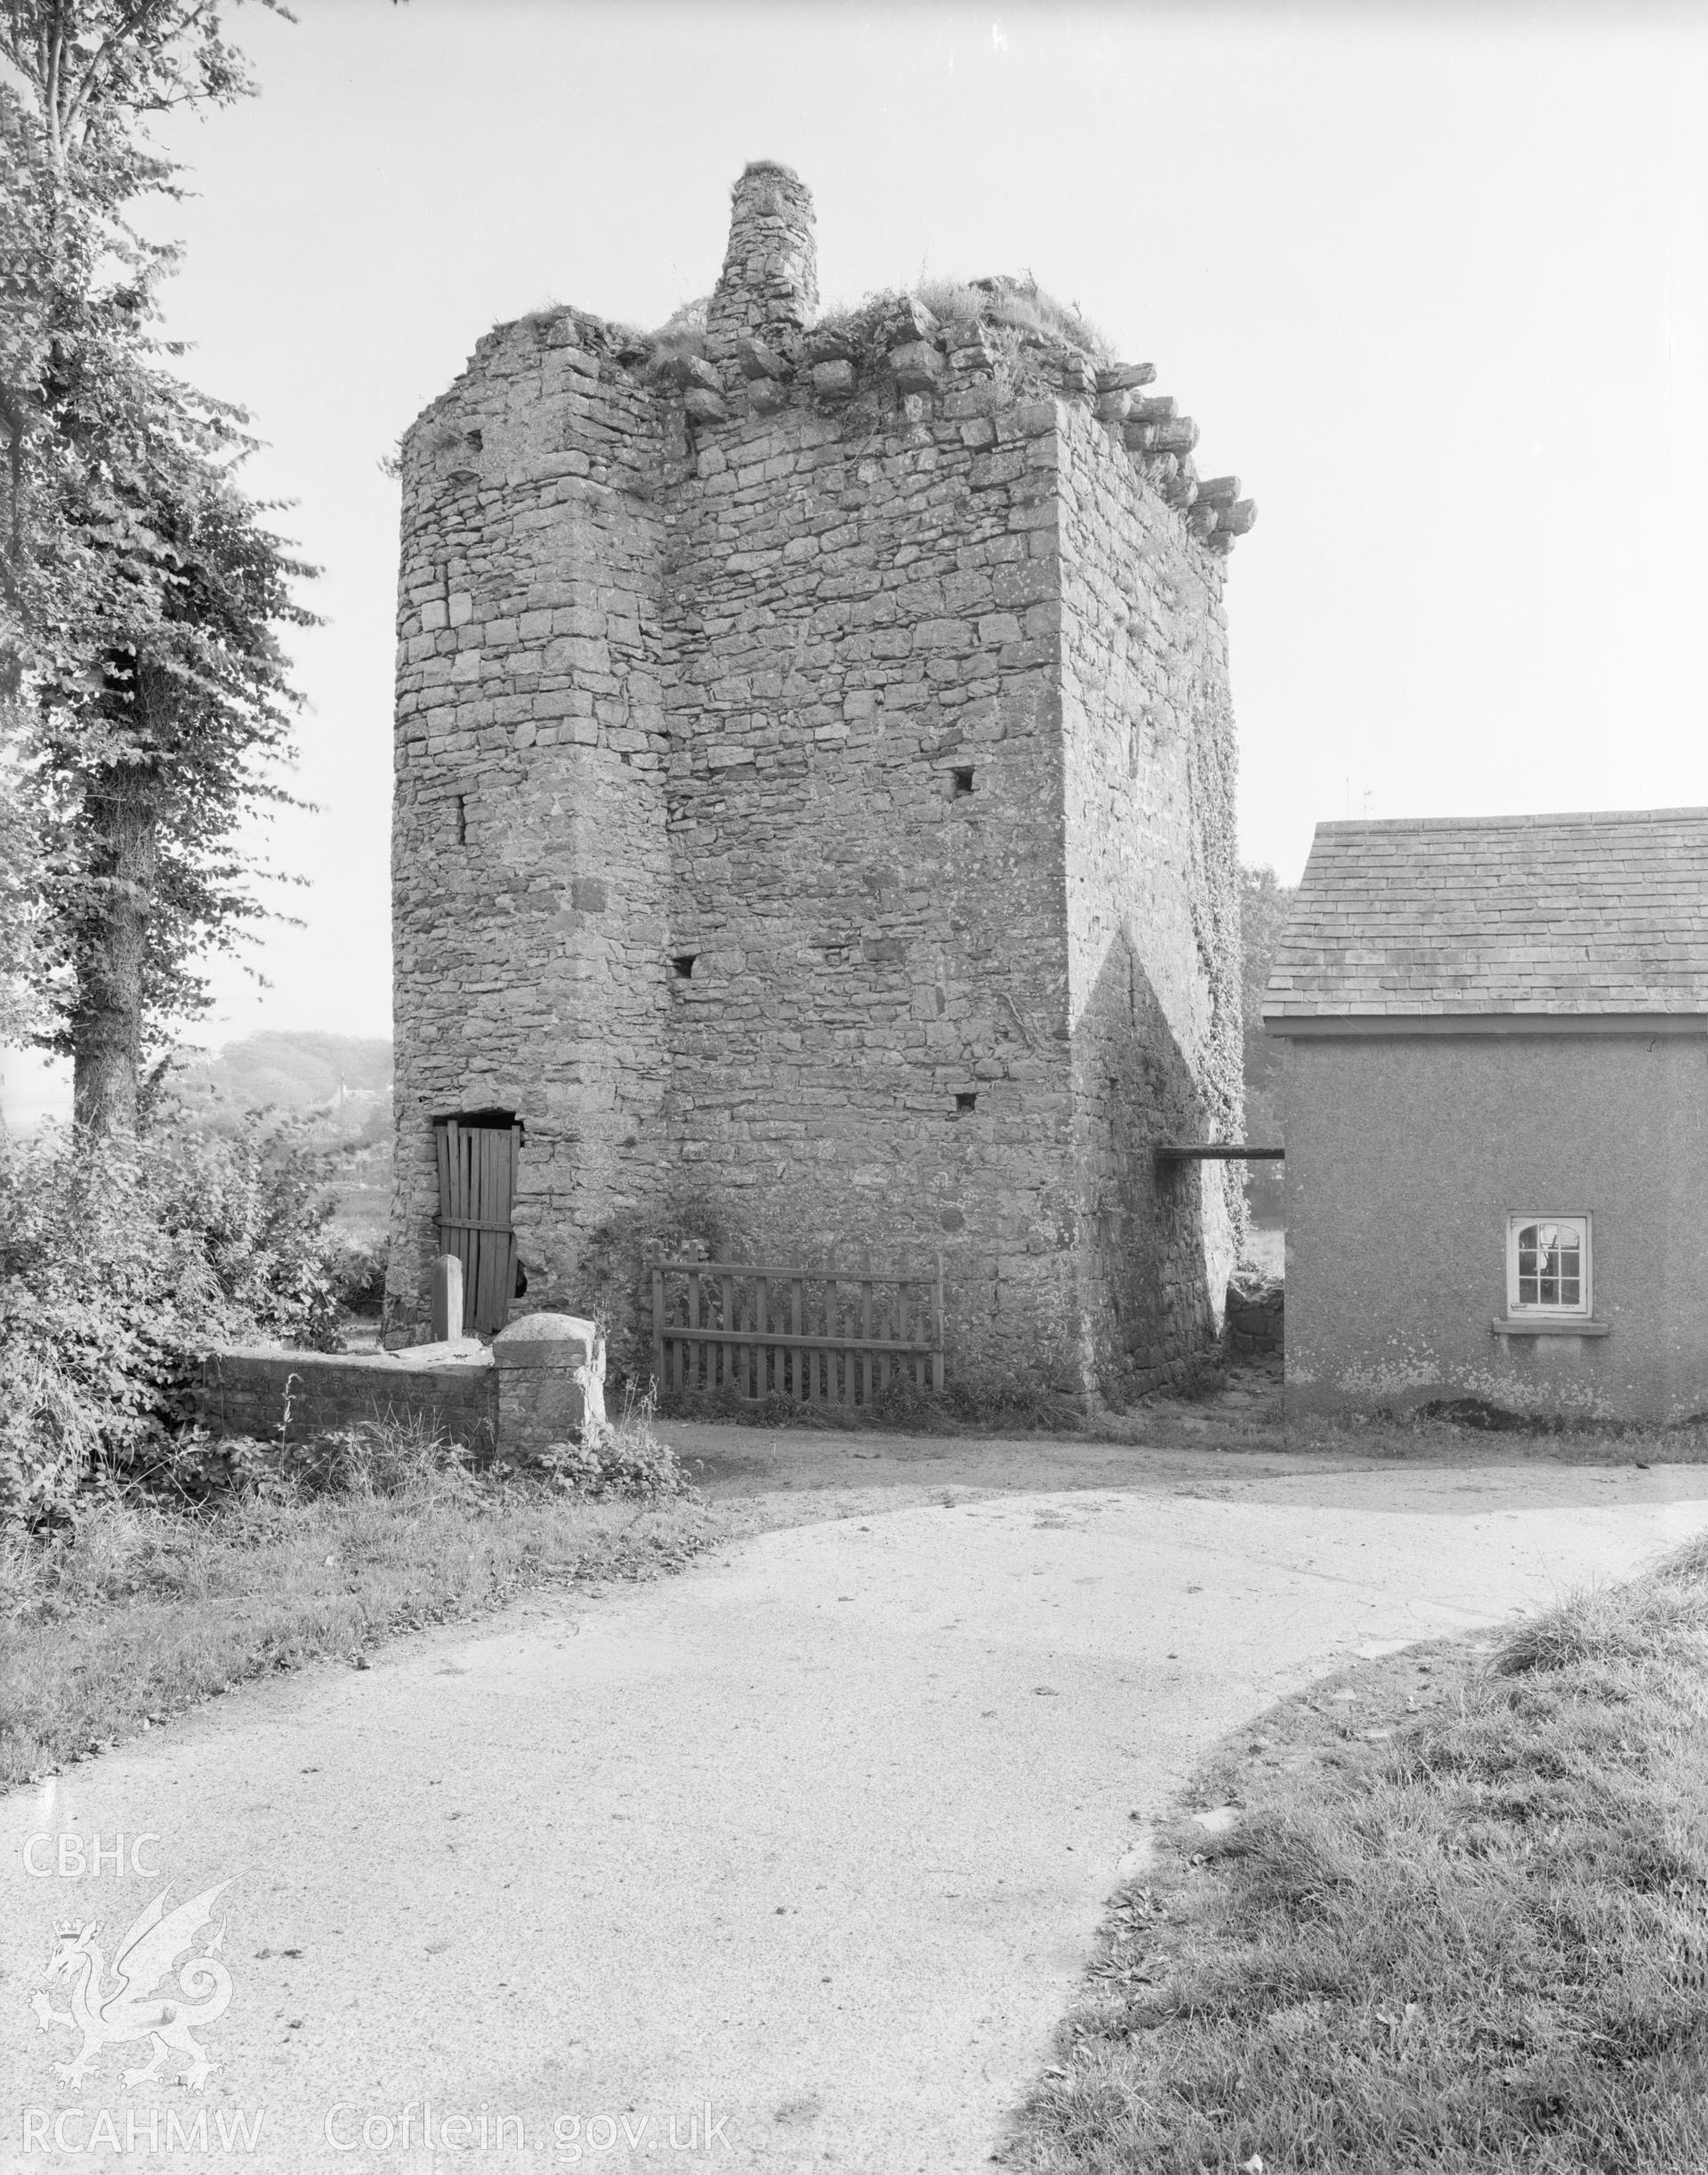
[433, 1116, 520, 1337]
[649, 1257, 945, 1406]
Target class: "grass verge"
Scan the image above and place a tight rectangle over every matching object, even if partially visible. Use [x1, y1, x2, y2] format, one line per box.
[1, 1417, 720, 1794]
[1014, 1535, 1708, 2173]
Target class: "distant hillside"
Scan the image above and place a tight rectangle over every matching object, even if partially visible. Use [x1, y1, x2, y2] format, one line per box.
[171, 1032, 392, 1118]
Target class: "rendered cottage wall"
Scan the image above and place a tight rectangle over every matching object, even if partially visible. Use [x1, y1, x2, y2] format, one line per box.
[1284, 1034, 1708, 1423]
[387, 164, 1253, 1401]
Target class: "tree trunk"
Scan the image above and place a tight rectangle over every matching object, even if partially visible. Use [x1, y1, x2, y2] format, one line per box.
[71, 763, 159, 1136]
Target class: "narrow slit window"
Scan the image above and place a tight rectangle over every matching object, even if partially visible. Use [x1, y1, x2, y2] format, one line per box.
[1507, 1214, 1591, 1316]
[455, 793, 467, 845]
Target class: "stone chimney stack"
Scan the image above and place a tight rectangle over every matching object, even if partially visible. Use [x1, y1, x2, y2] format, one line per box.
[705, 161, 818, 362]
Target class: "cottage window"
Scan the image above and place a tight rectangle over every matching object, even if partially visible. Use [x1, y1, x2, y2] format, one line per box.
[1507, 1214, 1591, 1317]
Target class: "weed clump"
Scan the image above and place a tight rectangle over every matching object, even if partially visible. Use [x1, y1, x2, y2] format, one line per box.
[532, 1386, 688, 1499]
[916, 272, 1111, 359]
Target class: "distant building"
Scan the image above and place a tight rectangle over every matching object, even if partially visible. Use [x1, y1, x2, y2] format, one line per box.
[383, 163, 1260, 1402]
[1264, 808, 1708, 1424]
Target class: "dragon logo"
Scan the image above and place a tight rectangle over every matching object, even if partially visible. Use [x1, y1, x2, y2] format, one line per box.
[30, 1881, 236, 2092]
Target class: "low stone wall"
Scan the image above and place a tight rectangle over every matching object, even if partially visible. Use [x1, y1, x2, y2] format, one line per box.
[1226, 1271, 1284, 1360]
[193, 1349, 497, 1451]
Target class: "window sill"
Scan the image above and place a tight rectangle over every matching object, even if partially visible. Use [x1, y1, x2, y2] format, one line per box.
[1492, 1316, 1610, 1339]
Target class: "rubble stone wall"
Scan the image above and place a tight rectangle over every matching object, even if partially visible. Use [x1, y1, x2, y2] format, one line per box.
[192, 1350, 496, 1451]
[390, 309, 674, 1338]
[660, 388, 1079, 1384]
[1057, 402, 1244, 1398]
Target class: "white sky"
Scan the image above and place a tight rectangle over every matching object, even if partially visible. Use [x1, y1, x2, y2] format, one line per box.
[9, 0, 1708, 1124]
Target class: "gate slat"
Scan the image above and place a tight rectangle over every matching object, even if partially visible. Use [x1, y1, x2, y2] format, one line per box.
[463, 1130, 475, 1330]
[489, 1130, 504, 1332]
[441, 1119, 457, 1324]
[458, 1125, 470, 1333]
[465, 1126, 479, 1328]
[471, 1128, 485, 1331]
[508, 1125, 523, 1314]
[474, 1131, 492, 1334]
[434, 1121, 453, 1322]
[448, 1121, 468, 1332]
[469, 1130, 484, 1333]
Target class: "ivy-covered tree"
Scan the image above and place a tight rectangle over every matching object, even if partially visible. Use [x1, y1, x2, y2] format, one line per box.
[0, 1, 313, 1134]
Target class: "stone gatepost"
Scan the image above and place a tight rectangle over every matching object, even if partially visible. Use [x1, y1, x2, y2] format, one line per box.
[430, 1253, 464, 1342]
[492, 1313, 607, 1461]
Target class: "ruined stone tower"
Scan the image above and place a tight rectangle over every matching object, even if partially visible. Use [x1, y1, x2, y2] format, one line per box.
[386, 164, 1256, 1405]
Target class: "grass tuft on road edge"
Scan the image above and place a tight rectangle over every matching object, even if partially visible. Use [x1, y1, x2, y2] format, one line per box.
[1014, 1533, 1708, 2174]
[1, 1416, 720, 1793]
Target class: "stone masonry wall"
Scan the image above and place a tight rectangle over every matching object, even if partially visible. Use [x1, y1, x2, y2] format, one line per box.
[387, 162, 1257, 1404]
[1057, 401, 1243, 1399]
[389, 309, 673, 1339]
[659, 364, 1079, 1385]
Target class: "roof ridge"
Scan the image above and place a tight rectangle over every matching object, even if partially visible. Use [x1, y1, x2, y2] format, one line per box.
[1316, 805, 1708, 836]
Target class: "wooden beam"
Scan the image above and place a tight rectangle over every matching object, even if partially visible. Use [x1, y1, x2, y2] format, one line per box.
[650, 1258, 941, 1282]
[1156, 1143, 1285, 1161]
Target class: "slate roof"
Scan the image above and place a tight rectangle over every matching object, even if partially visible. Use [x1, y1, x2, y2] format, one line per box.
[1263, 808, 1708, 1022]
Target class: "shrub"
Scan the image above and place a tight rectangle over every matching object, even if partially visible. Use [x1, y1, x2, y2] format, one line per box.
[328, 1233, 389, 1319]
[0, 1116, 346, 1525]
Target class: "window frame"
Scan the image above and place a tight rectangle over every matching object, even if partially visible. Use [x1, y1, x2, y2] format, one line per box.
[1505, 1212, 1592, 1319]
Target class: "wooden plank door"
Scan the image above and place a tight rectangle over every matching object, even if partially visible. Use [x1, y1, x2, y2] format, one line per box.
[434, 1119, 520, 1336]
